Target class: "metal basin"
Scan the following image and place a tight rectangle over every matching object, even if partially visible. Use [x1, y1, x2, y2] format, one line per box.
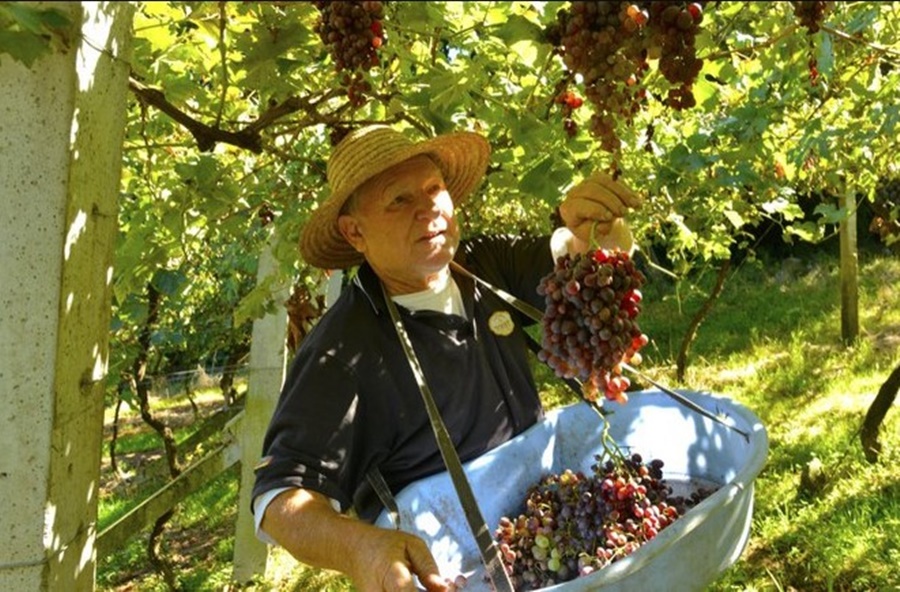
[374, 388, 769, 591]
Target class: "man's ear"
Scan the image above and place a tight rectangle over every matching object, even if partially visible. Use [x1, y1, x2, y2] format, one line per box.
[337, 214, 366, 254]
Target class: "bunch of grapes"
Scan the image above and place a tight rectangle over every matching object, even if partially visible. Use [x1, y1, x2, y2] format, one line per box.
[328, 124, 353, 147]
[644, 1, 705, 109]
[313, 1, 386, 106]
[792, 1, 831, 34]
[543, 1, 706, 151]
[494, 453, 715, 590]
[536, 248, 648, 404]
[545, 2, 648, 151]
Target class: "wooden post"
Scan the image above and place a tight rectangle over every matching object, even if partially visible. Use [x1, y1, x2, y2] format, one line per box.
[839, 186, 860, 345]
[0, 3, 133, 590]
[232, 240, 290, 583]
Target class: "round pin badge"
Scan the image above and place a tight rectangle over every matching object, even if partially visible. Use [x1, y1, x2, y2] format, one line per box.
[488, 310, 515, 336]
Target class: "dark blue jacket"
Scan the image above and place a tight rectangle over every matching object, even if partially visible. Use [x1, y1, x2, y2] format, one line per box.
[252, 234, 553, 521]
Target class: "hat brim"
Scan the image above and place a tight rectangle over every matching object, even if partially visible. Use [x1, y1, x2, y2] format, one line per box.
[300, 131, 491, 270]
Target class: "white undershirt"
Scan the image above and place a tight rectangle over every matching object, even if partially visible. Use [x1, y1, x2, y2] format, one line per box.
[392, 266, 466, 318]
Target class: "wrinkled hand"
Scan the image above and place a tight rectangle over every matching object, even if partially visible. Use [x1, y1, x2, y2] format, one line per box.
[559, 172, 643, 245]
[351, 528, 450, 592]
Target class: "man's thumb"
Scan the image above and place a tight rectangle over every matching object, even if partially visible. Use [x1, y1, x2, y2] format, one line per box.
[406, 544, 447, 592]
[596, 218, 635, 255]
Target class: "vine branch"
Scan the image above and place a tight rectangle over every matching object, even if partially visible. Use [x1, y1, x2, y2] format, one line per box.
[700, 23, 799, 62]
[820, 24, 900, 57]
[127, 77, 347, 154]
[675, 259, 731, 382]
[128, 77, 263, 152]
[214, 1, 229, 128]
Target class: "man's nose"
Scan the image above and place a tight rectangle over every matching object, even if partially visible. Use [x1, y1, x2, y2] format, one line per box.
[414, 190, 444, 218]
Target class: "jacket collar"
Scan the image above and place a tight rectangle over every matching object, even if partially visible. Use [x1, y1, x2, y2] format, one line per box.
[351, 250, 475, 317]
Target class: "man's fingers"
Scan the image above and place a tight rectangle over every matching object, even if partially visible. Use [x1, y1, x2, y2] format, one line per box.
[567, 172, 643, 216]
[562, 199, 616, 243]
[420, 573, 453, 592]
[407, 541, 449, 592]
[573, 220, 614, 242]
[584, 171, 644, 209]
[595, 218, 635, 253]
[380, 560, 419, 592]
[559, 171, 642, 245]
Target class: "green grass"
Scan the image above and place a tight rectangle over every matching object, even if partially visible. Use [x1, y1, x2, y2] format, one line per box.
[98, 390, 236, 531]
[96, 250, 900, 591]
[97, 464, 246, 591]
[635, 250, 900, 592]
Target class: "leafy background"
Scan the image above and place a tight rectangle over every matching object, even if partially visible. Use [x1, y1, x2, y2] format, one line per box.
[2, 1, 899, 590]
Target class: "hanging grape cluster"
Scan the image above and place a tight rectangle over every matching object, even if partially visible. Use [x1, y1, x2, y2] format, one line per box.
[313, 1, 386, 107]
[536, 248, 648, 404]
[544, 1, 706, 152]
[792, 1, 831, 34]
[494, 453, 716, 590]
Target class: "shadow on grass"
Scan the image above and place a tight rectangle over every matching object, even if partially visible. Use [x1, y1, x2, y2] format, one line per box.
[734, 477, 900, 591]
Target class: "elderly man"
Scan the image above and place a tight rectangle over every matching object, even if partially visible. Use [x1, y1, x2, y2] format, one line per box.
[252, 125, 641, 591]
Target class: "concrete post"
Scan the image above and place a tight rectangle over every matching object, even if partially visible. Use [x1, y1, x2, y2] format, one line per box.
[232, 240, 289, 583]
[0, 3, 133, 590]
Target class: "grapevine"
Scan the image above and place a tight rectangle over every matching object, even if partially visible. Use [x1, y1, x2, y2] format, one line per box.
[544, 1, 707, 152]
[313, 1, 386, 107]
[791, 2, 833, 85]
[494, 452, 717, 590]
[536, 246, 648, 404]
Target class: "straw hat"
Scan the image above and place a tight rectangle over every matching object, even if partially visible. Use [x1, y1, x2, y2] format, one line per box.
[300, 125, 491, 269]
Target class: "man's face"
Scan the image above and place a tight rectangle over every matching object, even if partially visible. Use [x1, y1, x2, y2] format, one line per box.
[337, 154, 460, 293]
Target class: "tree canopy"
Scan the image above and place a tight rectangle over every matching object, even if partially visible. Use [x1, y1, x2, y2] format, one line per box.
[3, 0, 899, 376]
